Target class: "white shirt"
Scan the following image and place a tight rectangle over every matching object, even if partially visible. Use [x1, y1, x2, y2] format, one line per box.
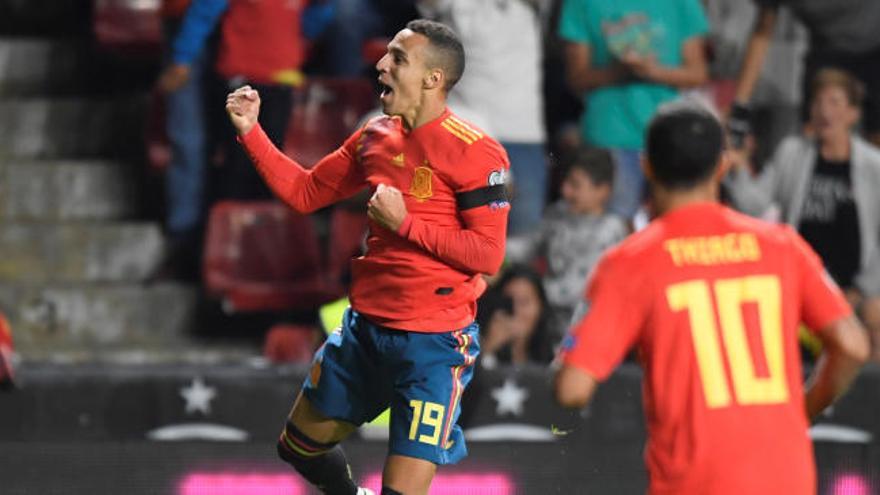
[418, 0, 546, 143]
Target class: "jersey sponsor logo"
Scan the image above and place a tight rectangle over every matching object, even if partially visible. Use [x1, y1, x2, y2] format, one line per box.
[411, 166, 434, 200]
[392, 153, 405, 167]
[441, 116, 483, 145]
[663, 233, 762, 267]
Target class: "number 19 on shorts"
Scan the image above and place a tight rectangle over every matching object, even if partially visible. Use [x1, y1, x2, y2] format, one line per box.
[667, 275, 790, 409]
[409, 400, 446, 446]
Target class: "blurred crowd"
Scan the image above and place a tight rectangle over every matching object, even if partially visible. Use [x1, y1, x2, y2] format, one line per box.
[151, 0, 880, 366]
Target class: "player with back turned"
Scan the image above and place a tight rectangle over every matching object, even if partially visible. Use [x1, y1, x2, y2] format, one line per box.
[555, 100, 870, 494]
[226, 19, 510, 495]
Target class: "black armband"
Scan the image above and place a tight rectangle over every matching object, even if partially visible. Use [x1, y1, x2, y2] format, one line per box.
[455, 184, 509, 210]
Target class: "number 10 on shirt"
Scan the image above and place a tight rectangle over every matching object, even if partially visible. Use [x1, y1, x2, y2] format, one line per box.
[666, 275, 790, 409]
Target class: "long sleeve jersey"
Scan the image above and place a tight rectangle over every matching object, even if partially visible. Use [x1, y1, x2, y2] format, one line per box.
[239, 108, 511, 331]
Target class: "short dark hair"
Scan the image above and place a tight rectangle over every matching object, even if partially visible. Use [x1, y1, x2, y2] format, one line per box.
[406, 19, 465, 91]
[646, 100, 723, 189]
[563, 146, 615, 186]
[811, 67, 865, 108]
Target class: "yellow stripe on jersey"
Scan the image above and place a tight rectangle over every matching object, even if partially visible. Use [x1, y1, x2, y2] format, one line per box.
[443, 118, 482, 143]
[441, 121, 476, 144]
[447, 116, 484, 138]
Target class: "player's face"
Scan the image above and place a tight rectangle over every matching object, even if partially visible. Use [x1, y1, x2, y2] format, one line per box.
[561, 167, 610, 215]
[376, 30, 433, 118]
[810, 85, 860, 142]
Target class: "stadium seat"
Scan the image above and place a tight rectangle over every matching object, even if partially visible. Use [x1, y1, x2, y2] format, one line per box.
[262, 323, 319, 364]
[326, 206, 369, 285]
[92, 0, 162, 57]
[203, 201, 344, 313]
[283, 77, 378, 167]
[362, 37, 391, 67]
[709, 79, 737, 114]
[0, 312, 16, 390]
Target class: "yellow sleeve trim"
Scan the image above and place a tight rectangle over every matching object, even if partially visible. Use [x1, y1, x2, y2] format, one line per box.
[441, 120, 479, 144]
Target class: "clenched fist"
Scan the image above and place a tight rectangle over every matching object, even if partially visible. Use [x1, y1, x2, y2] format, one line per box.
[225, 85, 261, 136]
[368, 183, 408, 232]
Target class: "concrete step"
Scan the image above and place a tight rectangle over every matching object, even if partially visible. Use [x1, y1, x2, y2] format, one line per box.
[0, 159, 137, 220]
[0, 222, 164, 283]
[0, 282, 197, 353]
[0, 0, 91, 37]
[0, 95, 146, 159]
[0, 39, 94, 96]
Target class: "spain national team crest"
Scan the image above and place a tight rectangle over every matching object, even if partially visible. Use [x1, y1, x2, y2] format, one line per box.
[410, 166, 433, 200]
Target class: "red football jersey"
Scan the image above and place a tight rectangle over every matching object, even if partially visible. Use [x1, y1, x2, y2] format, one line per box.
[240, 108, 510, 332]
[562, 202, 852, 494]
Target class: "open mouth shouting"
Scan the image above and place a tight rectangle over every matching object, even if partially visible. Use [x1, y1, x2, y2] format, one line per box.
[378, 78, 395, 105]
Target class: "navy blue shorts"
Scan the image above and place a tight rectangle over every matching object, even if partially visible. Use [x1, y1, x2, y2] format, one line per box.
[302, 308, 480, 465]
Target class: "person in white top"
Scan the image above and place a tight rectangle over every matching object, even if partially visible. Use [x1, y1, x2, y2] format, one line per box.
[418, 0, 549, 236]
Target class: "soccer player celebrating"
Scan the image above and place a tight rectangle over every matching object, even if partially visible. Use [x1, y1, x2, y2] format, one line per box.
[555, 101, 870, 494]
[226, 20, 509, 495]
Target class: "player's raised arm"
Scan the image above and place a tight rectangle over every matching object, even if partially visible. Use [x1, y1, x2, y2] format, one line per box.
[226, 85, 366, 213]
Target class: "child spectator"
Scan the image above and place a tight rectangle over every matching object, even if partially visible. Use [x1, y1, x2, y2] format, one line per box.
[507, 147, 628, 334]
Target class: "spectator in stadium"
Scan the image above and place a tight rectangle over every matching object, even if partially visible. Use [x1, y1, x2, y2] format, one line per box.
[726, 68, 880, 362]
[506, 147, 627, 334]
[226, 20, 509, 494]
[556, 100, 870, 493]
[477, 265, 555, 369]
[156, 0, 212, 281]
[728, 0, 880, 148]
[416, 0, 550, 236]
[158, 0, 332, 203]
[558, 0, 710, 221]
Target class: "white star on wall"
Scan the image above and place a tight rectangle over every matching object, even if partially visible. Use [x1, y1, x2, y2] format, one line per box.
[180, 377, 217, 416]
[491, 378, 529, 417]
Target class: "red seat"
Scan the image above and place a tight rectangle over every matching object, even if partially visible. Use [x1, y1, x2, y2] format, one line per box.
[326, 206, 369, 285]
[203, 201, 343, 313]
[262, 323, 319, 364]
[0, 312, 15, 390]
[283, 77, 378, 167]
[93, 0, 162, 58]
[709, 79, 737, 114]
[362, 37, 391, 66]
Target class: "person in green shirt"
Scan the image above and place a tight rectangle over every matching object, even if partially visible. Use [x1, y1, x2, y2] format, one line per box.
[558, 0, 709, 220]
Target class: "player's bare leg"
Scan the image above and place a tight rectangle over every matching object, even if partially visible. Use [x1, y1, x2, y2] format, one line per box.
[382, 454, 437, 495]
[277, 392, 365, 495]
[288, 392, 357, 442]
